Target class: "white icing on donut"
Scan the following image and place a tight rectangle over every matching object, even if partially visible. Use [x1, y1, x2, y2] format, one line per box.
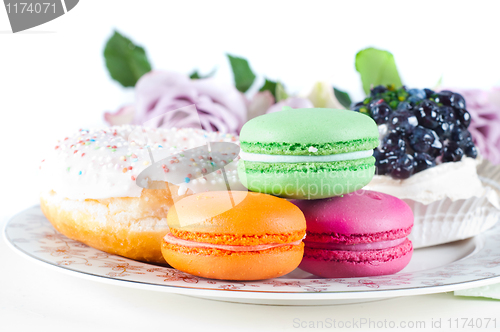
[39, 125, 245, 200]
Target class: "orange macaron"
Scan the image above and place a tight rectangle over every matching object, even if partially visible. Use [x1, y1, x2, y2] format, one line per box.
[161, 191, 306, 280]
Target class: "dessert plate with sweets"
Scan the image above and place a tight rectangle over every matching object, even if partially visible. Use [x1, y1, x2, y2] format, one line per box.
[4, 201, 500, 305]
[5, 109, 500, 306]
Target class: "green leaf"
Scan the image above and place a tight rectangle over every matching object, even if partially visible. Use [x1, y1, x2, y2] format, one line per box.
[259, 78, 278, 99]
[189, 68, 217, 79]
[355, 47, 402, 95]
[275, 82, 288, 102]
[104, 30, 152, 87]
[226, 54, 256, 93]
[189, 71, 201, 79]
[333, 87, 352, 109]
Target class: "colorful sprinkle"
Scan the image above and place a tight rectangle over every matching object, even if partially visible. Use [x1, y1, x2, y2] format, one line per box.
[143, 161, 149, 166]
[184, 177, 191, 183]
[122, 168, 127, 173]
[131, 175, 136, 181]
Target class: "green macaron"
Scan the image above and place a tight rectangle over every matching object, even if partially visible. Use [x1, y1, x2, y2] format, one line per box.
[237, 108, 379, 199]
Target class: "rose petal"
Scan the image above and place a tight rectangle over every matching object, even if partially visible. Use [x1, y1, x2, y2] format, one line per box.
[247, 91, 275, 120]
[130, 71, 247, 134]
[104, 105, 135, 126]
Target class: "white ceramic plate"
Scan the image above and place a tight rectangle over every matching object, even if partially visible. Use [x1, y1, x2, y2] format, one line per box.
[4, 206, 500, 305]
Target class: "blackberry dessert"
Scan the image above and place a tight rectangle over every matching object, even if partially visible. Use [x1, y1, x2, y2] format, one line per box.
[355, 85, 499, 248]
[353, 85, 477, 179]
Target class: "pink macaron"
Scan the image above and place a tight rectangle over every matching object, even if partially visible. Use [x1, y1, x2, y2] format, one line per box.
[292, 190, 413, 278]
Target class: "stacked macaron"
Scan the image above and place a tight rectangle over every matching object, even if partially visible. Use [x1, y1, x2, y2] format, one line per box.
[238, 109, 379, 199]
[238, 108, 414, 278]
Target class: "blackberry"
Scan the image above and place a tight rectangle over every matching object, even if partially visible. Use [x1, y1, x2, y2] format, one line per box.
[414, 100, 440, 129]
[435, 106, 457, 138]
[434, 90, 454, 106]
[352, 85, 478, 179]
[387, 110, 418, 136]
[454, 108, 471, 128]
[413, 152, 436, 173]
[442, 141, 464, 162]
[390, 154, 414, 179]
[409, 126, 437, 153]
[369, 101, 391, 124]
[371, 85, 387, 96]
[424, 88, 435, 98]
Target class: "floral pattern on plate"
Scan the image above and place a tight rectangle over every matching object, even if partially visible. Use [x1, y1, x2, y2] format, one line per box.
[4, 206, 500, 295]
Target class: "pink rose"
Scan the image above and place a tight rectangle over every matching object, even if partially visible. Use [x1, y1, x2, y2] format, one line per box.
[245, 90, 274, 120]
[105, 71, 247, 135]
[447, 88, 500, 164]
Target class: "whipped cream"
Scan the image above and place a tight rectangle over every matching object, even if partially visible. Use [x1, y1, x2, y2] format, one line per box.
[39, 125, 245, 200]
[239, 150, 373, 163]
[364, 157, 492, 204]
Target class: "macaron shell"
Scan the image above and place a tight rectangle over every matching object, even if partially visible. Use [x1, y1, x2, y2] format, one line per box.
[240, 108, 379, 146]
[292, 190, 414, 234]
[161, 241, 304, 280]
[239, 160, 375, 199]
[167, 191, 306, 237]
[299, 239, 413, 278]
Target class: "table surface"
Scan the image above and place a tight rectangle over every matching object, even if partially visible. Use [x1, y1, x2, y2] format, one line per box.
[2, 209, 499, 332]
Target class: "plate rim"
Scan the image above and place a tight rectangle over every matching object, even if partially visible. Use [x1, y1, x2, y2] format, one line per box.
[4, 205, 500, 301]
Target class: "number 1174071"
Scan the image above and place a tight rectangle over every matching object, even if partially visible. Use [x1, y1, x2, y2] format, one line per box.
[6, 2, 56, 14]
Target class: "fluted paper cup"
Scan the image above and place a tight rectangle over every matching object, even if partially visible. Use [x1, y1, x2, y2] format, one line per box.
[407, 160, 500, 248]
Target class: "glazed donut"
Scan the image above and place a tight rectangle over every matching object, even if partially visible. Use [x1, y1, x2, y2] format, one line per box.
[39, 125, 243, 263]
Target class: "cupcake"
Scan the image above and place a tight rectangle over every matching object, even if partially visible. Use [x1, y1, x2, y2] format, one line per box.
[354, 86, 500, 248]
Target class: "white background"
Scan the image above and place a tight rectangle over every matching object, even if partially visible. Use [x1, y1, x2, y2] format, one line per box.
[1, 1, 500, 331]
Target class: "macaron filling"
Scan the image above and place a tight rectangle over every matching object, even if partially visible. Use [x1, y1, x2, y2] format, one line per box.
[304, 237, 407, 251]
[239, 149, 374, 163]
[305, 226, 413, 245]
[164, 232, 302, 252]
